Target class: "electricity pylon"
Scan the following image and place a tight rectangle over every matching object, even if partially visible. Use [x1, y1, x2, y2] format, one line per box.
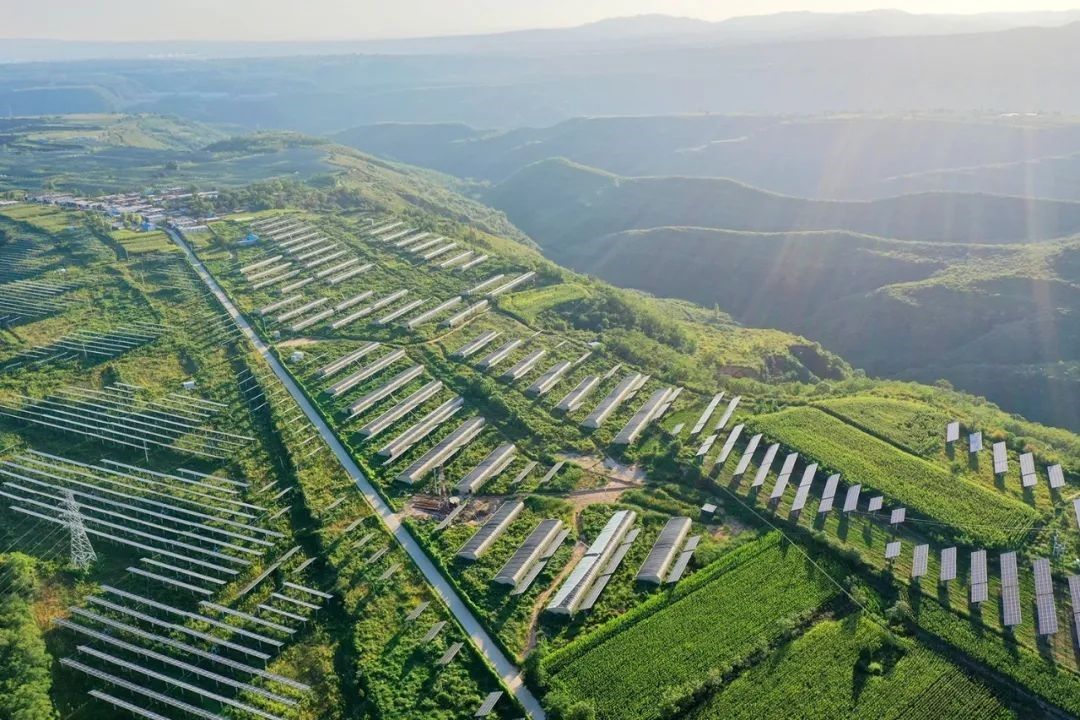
[60, 490, 96, 569]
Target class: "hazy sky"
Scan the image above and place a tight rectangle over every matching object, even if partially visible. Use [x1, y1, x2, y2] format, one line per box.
[5, 0, 1080, 41]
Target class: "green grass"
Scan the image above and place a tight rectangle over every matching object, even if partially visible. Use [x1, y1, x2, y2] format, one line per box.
[500, 282, 591, 323]
[541, 533, 843, 720]
[750, 406, 1039, 547]
[686, 616, 1013, 720]
[816, 396, 952, 458]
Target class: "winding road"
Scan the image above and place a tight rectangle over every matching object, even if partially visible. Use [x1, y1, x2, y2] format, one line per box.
[167, 227, 546, 720]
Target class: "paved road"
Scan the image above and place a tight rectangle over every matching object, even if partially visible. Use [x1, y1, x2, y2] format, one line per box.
[168, 228, 546, 720]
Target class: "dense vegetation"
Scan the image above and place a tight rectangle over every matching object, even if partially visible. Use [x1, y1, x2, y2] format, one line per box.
[0, 554, 58, 720]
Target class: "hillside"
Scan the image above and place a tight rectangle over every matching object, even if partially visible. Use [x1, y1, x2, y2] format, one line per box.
[482, 162, 1080, 429]
[4, 121, 1080, 720]
[486, 158, 1080, 246]
[336, 114, 1080, 201]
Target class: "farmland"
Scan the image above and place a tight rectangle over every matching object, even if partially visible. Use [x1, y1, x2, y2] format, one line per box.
[540, 533, 843, 720]
[686, 616, 1015, 720]
[750, 406, 1040, 547]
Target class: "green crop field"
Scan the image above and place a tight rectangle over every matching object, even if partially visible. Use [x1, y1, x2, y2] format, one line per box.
[540, 533, 844, 720]
[750, 406, 1040, 547]
[687, 616, 1014, 720]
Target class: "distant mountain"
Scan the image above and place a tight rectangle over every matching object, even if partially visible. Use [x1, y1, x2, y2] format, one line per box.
[334, 115, 1080, 200]
[6, 9, 1080, 62]
[10, 23, 1080, 129]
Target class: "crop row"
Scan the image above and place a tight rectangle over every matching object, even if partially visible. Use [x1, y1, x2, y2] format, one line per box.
[687, 616, 1012, 720]
[542, 533, 841, 720]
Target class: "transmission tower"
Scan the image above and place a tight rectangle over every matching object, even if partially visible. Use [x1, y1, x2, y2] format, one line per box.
[60, 490, 96, 569]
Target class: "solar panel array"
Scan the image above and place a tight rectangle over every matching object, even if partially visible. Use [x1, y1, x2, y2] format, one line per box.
[714, 395, 741, 431]
[884, 541, 901, 560]
[690, 393, 725, 435]
[866, 496, 883, 513]
[733, 434, 762, 478]
[636, 516, 691, 584]
[1069, 576, 1080, 646]
[890, 507, 906, 525]
[770, 452, 798, 500]
[457, 501, 524, 560]
[0, 383, 250, 459]
[456, 443, 516, 495]
[0, 278, 72, 326]
[1048, 464, 1065, 490]
[969, 431, 983, 453]
[1033, 558, 1059, 635]
[582, 372, 648, 429]
[10, 439, 323, 720]
[494, 518, 564, 592]
[615, 386, 676, 445]
[548, 510, 636, 616]
[2, 324, 161, 370]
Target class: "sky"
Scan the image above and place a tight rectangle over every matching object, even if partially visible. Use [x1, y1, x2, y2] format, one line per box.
[4, 0, 1080, 41]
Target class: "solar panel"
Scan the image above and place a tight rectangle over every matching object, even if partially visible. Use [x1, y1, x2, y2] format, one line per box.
[885, 541, 901, 559]
[1020, 452, 1038, 487]
[817, 474, 840, 514]
[946, 421, 960, 443]
[1000, 551, 1019, 587]
[842, 484, 861, 513]
[867, 496, 883, 512]
[690, 393, 724, 435]
[993, 442, 1008, 475]
[890, 507, 906, 525]
[791, 483, 812, 512]
[732, 434, 762, 476]
[1034, 558, 1054, 596]
[1048, 464, 1065, 490]
[437, 641, 464, 666]
[716, 424, 744, 464]
[751, 444, 780, 488]
[1036, 593, 1059, 635]
[475, 691, 503, 717]
[940, 547, 957, 582]
[1001, 584, 1022, 627]
[1074, 498, 1080, 531]
[695, 434, 718, 458]
[971, 549, 988, 586]
[969, 431, 983, 453]
[912, 544, 929, 578]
